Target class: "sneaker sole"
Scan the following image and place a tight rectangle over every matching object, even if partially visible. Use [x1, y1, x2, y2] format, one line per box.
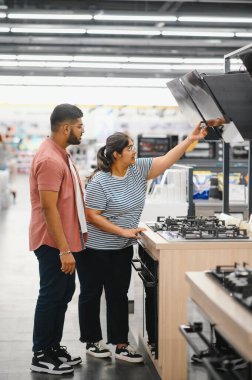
[115, 354, 143, 363]
[30, 365, 74, 375]
[86, 350, 112, 358]
[60, 358, 82, 366]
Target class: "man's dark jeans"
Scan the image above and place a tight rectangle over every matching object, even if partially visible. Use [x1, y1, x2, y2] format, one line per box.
[32, 245, 76, 352]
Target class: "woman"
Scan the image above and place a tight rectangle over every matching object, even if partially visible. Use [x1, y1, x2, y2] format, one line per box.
[74, 121, 209, 363]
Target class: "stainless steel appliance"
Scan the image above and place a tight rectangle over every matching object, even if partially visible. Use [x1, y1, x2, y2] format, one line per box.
[137, 134, 178, 158]
[231, 142, 249, 161]
[132, 241, 159, 359]
[180, 264, 252, 380]
[209, 263, 252, 312]
[182, 140, 216, 159]
[147, 216, 249, 242]
[167, 70, 244, 143]
[204, 72, 252, 142]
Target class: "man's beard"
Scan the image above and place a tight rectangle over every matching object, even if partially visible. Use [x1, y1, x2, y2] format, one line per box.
[67, 129, 81, 145]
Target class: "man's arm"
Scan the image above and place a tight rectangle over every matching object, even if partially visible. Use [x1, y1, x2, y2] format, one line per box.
[39, 190, 75, 274]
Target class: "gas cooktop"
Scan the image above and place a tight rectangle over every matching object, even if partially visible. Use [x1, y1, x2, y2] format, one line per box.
[208, 263, 252, 312]
[147, 216, 249, 241]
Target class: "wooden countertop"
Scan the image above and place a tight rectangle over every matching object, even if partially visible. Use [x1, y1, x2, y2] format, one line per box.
[186, 271, 252, 361]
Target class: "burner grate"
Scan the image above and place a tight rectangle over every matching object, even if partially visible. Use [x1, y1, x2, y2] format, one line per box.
[208, 263, 252, 312]
[148, 216, 249, 240]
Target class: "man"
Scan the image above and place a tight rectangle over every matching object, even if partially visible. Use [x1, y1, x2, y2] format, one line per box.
[29, 103, 87, 375]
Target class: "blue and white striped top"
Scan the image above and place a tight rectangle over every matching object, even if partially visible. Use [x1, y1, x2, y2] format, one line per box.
[85, 158, 153, 250]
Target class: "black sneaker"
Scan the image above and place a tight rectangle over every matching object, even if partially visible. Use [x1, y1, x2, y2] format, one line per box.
[86, 341, 112, 358]
[115, 344, 143, 363]
[53, 345, 82, 366]
[31, 348, 74, 375]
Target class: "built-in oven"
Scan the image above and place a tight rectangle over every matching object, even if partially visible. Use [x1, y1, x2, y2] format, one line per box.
[137, 134, 178, 158]
[131, 241, 159, 359]
[180, 317, 250, 380]
[181, 139, 217, 160]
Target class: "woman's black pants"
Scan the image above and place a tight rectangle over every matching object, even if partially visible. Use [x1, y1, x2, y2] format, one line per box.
[74, 246, 133, 345]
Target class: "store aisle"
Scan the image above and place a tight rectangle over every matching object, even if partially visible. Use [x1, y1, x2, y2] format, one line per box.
[0, 174, 154, 380]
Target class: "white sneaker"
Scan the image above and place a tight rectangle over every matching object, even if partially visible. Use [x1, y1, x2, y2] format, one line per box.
[86, 341, 112, 358]
[115, 344, 143, 363]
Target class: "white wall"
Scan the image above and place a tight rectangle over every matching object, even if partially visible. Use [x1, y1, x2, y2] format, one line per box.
[0, 84, 177, 106]
[0, 84, 193, 141]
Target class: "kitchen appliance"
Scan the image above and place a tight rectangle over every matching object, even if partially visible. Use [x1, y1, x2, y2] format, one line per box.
[132, 241, 159, 359]
[147, 216, 249, 242]
[137, 134, 178, 158]
[181, 267, 252, 380]
[183, 70, 244, 143]
[167, 77, 222, 141]
[208, 263, 252, 312]
[203, 72, 252, 141]
[181, 139, 216, 159]
[230, 142, 249, 161]
[167, 70, 244, 143]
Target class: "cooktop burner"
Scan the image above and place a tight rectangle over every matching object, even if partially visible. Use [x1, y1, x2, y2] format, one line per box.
[208, 263, 252, 312]
[147, 216, 249, 241]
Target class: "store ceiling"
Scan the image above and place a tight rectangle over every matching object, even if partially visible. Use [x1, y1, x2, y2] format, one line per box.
[0, 0, 251, 78]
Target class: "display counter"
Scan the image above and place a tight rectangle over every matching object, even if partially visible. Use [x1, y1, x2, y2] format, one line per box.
[138, 224, 252, 380]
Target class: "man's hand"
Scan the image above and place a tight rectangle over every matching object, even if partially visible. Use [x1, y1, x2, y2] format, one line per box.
[121, 227, 146, 239]
[207, 117, 225, 127]
[60, 253, 75, 275]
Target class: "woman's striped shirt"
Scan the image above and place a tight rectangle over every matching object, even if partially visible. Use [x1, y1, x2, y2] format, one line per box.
[85, 158, 153, 250]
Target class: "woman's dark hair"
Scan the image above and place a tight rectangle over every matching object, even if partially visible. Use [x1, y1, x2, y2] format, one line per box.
[88, 132, 131, 180]
[50, 103, 83, 132]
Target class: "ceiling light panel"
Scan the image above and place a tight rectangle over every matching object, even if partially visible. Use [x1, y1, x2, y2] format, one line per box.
[17, 55, 72, 61]
[236, 32, 252, 37]
[11, 27, 86, 34]
[162, 30, 234, 37]
[70, 62, 122, 69]
[178, 16, 252, 23]
[86, 29, 160, 36]
[18, 61, 70, 67]
[128, 57, 184, 63]
[0, 12, 6, 18]
[0, 54, 16, 60]
[0, 27, 10, 32]
[93, 14, 177, 22]
[73, 56, 129, 62]
[8, 13, 92, 20]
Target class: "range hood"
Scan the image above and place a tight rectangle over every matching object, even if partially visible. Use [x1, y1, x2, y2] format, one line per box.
[167, 70, 252, 142]
[203, 72, 252, 141]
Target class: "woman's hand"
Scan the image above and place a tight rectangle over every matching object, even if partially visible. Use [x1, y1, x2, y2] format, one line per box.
[188, 117, 225, 142]
[187, 121, 208, 142]
[121, 227, 146, 239]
